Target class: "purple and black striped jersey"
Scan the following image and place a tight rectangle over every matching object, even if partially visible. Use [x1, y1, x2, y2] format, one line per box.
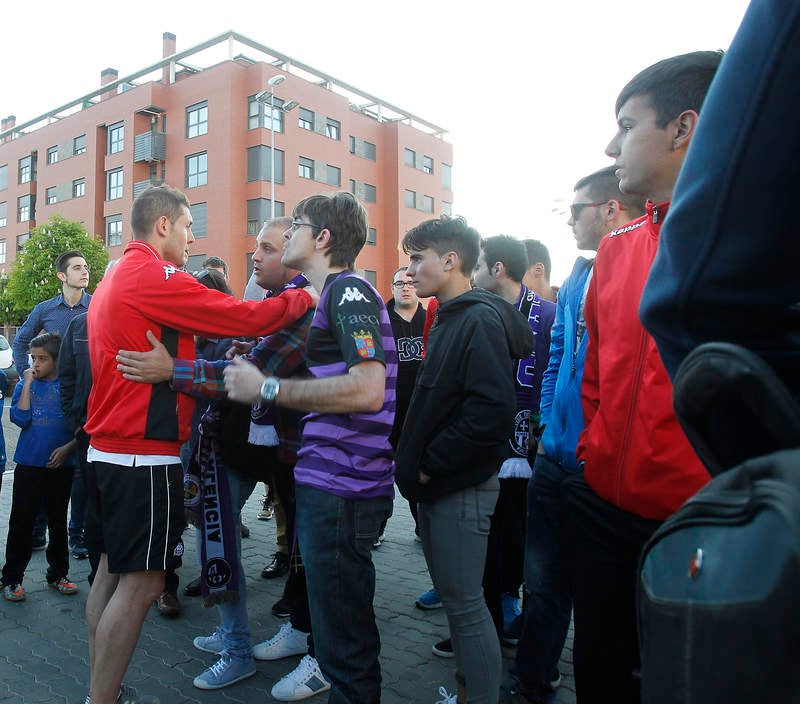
[294, 271, 398, 499]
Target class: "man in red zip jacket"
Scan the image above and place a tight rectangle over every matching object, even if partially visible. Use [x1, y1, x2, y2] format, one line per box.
[558, 52, 722, 704]
[82, 184, 312, 704]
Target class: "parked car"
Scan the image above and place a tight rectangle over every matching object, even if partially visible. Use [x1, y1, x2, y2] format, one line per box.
[0, 334, 19, 397]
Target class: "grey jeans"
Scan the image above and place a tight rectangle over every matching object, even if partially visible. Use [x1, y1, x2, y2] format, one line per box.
[418, 475, 501, 704]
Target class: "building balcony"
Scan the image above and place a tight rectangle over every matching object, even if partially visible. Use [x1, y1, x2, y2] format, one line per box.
[133, 131, 166, 163]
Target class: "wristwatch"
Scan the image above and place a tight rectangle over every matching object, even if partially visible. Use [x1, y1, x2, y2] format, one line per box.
[259, 376, 280, 404]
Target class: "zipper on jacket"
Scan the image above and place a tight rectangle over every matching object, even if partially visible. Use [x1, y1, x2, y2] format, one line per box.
[616, 326, 648, 504]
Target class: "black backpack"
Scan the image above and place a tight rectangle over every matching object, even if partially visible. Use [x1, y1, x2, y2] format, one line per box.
[638, 343, 800, 703]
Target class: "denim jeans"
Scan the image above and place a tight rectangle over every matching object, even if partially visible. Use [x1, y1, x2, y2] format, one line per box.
[295, 483, 392, 704]
[68, 454, 88, 543]
[418, 475, 501, 704]
[195, 469, 256, 661]
[511, 454, 573, 703]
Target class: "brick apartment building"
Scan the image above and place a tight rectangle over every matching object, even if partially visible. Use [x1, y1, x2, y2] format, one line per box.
[0, 31, 453, 296]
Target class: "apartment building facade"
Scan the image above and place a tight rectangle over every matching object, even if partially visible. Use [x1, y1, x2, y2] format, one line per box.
[0, 31, 453, 296]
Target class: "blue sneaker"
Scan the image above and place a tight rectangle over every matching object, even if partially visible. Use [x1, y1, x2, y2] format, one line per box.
[415, 587, 442, 610]
[501, 592, 522, 628]
[193, 629, 225, 654]
[193, 653, 256, 690]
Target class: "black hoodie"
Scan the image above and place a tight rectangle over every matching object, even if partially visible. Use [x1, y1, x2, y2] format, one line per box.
[395, 288, 534, 502]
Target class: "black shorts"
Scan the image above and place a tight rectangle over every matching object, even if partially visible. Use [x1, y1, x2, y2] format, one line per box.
[88, 461, 183, 574]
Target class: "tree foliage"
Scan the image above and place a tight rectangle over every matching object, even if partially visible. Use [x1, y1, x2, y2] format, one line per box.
[1, 215, 108, 324]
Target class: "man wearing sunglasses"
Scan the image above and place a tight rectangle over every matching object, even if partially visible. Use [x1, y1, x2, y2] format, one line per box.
[503, 166, 644, 704]
[224, 192, 396, 704]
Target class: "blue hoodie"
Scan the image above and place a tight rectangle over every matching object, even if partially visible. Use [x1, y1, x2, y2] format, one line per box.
[539, 257, 593, 471]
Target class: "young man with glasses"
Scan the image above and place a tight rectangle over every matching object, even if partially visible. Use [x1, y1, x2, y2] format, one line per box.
[503, 166, 644, 704]
[557, 53, 722, 703]
[224, 192, 397, 704]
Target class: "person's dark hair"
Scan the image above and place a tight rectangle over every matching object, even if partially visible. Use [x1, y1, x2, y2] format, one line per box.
[202, 256, 228, 278]
[402, 215, 481, 275]
[29, 331, 62, 361]
[616, 50, 724, 127]
[523, 239, 551, 280]
[482, 235, 528, 283]
[574, 166, 647, 216]
[131, 184, 191, 240]
[55, 250, 85, 274]
[293, 192, 367, 269]
[195, 269, 232, 295]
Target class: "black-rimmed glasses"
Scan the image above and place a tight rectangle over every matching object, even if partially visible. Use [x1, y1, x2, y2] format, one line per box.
[289, 220, 323, 233]
[392, 281, 415, 289]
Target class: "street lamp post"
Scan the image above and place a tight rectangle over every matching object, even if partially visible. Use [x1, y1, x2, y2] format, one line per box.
[255, 76, 298, 219]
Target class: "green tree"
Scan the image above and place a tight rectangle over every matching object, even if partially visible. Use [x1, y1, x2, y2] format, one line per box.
[5, 215, 108, 323]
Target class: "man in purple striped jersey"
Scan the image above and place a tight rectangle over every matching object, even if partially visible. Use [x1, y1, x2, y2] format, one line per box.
[225, 192, 397, 704]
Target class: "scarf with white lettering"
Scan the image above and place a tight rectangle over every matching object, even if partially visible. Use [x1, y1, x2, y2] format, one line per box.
[184, 403, 241, 606]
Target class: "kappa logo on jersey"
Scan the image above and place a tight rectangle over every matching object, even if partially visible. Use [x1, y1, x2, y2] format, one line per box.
[338, 287, 371, 306]
[163, 264, 180, 280]
[352, 329, 377, 359]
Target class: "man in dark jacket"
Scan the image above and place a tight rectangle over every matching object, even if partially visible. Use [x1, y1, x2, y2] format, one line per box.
[396, 215, 534, 704]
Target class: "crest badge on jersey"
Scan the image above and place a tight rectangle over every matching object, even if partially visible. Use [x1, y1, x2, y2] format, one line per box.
[352, 329, 376, 359]
[511, 409, 531, 456]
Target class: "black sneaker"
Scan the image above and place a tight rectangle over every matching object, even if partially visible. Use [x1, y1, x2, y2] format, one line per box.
[261, 551, 290, 579]
[184, 576, 202, 597]
[271, 595, 293, 618]
[432, 637, 454, 658]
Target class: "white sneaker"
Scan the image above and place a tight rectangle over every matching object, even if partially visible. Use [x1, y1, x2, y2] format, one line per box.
[253, 622, 309, 661]
[271, 655, 331, 701]
[435, 686, 458, 704]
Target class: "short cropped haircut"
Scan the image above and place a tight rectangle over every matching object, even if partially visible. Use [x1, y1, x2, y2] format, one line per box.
[293, 192, 367, 269]
[202, 256, 228, 278]
[264, 216, 292, 233]
[523, 240, 551, 280]
[616, 51, 723, 128]
[402, 216, 481, 275]
[55, 250, 85, 274]
[482, 236, 528, 283]
[30, 331, 62, 360]
[392, 266, 409, 281]
[574, 166, 647, 216]
[131, 185, 191, 240]
[195, 269, 232, 295]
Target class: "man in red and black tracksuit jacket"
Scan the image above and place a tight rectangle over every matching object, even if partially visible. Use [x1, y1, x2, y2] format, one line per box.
[82, 185, 312, 704]
[556, 53, 722, 704]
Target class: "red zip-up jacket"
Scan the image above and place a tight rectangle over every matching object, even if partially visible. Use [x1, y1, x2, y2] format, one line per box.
[576, 202, 709, 520]
[85, 240, 312, 456]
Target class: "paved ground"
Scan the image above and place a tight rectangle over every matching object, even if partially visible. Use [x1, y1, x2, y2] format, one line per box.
[0, 410, 575, 704]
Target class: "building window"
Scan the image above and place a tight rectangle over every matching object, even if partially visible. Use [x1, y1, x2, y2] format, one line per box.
[108, 121, 124, 154]
[299, 156, 314, 180]
[442, 201, 452, 216]
[326, 117, 341, 140]
[186, 100, 208, 138]
[73, 178, 85, 198]
[363, 269, 377, 286]
[190, 202, 207, 239]
[442, 163, 452, 190]
[0, 165, 7, 190]
[404, 148, 416, 167]
[349, 136, 376, 161]
[46, 187, 57, 205]
[18, 155, 34, 184]
[247, 198, 284, 234]
[47, 146, 59, 165]
[107, 168, 123, 200]
[298, 107, 314, 131]
[74, 134, 86, 155]
[405, 189, 416, 208]
[17, 233, 29, 250]
[186, 152, 208, 188]
[105, 215, 122, 247]
[350, 179, 377, 204]
[367, 227, 376, 246]
[18, 195, 34, 223]
[421, 194, 434, 213]
[0, 202, 6, 227]
[0, 240, 5, 264]
[326, 164, 341, 187]
[422, 155, 434, 174]
[246, 145, 284, 183]
[248, 95, 285, 132]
